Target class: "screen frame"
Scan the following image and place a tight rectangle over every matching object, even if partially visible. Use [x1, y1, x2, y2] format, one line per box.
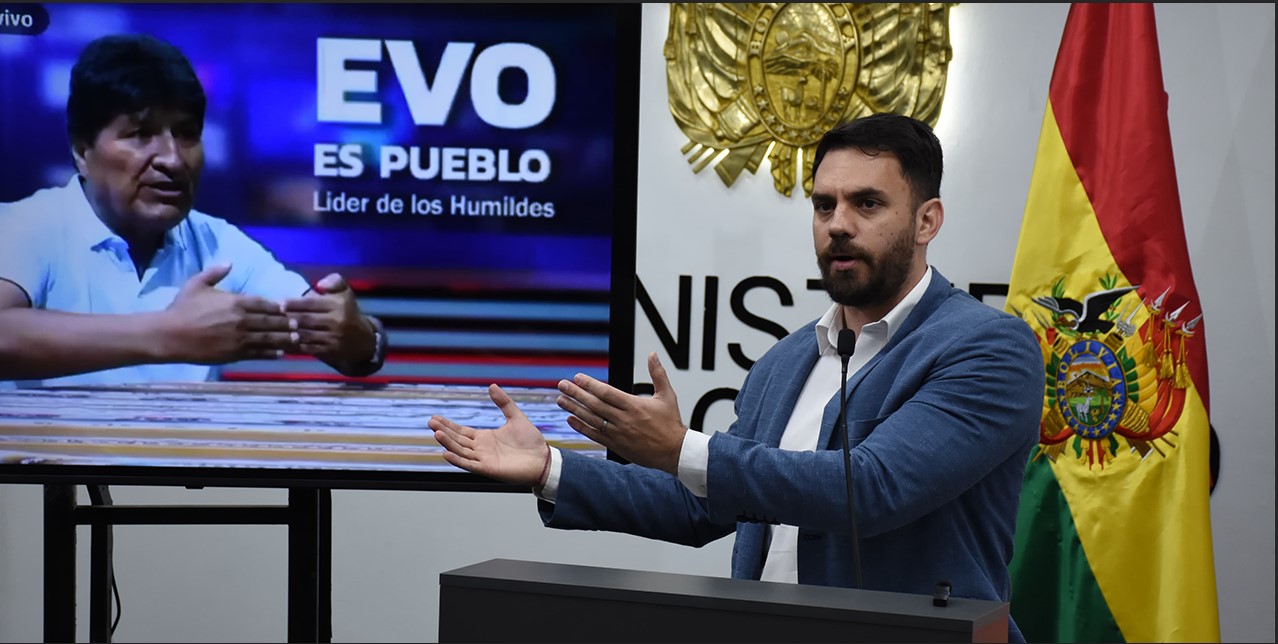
[0, 2, 642, 492]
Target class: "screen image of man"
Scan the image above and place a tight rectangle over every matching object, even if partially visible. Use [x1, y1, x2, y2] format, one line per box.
[428, 114, 1044, 642]
[0, 33, 385, 386]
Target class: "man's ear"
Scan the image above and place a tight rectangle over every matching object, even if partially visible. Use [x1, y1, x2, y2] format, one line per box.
[71, 140, 89, 176]
[916, 197, 944, 245]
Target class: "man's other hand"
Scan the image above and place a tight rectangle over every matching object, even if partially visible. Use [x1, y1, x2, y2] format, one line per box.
[283, 273, 376, 367]
[161, 263, 297, 364]
[556, 352, 687, 474]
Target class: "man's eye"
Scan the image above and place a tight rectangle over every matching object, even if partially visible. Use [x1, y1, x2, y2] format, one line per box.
[175, 124, 202, 141]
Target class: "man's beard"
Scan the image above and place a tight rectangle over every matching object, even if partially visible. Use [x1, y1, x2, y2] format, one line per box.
[816, 232, 916, 308]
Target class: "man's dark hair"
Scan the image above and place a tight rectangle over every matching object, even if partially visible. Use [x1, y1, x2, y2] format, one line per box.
[811, 113, 943, 208]
[66, 33, 206, 146]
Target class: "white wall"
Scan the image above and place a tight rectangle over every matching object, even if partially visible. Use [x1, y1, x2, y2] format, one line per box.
[0, 3, 1272, 642]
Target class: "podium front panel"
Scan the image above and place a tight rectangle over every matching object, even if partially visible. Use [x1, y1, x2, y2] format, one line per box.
[439, 558, 1009, 643]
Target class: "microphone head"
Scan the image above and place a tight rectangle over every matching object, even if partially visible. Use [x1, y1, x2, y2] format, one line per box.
[837, 329, 857, 358]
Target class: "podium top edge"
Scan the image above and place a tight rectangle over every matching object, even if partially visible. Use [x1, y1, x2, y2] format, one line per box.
[440, 558, 1009, 631]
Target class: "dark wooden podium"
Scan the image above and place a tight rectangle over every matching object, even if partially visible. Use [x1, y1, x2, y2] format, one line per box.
[438, 558, 1008, 643]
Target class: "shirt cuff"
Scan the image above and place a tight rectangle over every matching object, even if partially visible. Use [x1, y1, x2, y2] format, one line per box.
[677, 429, 711, 498]
[534, 446, 564, 503]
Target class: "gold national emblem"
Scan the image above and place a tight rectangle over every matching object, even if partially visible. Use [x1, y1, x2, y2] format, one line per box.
[1017, 276, 1201, 469]
[664, 3, 956, 197]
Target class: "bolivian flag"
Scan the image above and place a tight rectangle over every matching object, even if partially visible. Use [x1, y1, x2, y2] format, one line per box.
[1004, 4, 1219, 642]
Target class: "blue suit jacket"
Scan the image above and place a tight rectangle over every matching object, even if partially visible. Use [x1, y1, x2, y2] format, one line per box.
[541, 268, 1043, 641]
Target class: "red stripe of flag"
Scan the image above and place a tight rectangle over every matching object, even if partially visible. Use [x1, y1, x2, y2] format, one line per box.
[1049, 2, 1209, 411]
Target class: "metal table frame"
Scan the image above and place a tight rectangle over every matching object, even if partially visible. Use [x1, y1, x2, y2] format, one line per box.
[42, 484, 331, 643]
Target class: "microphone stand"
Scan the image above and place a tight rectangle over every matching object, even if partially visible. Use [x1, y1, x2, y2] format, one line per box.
[837, 329, 864, 589]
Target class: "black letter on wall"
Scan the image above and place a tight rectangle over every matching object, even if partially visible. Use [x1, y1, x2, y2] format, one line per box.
[728, 276, 794, 370]
[635, 275, 692, 370]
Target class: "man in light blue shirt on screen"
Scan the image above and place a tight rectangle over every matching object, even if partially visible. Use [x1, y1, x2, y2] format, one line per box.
[0, 33, 386, 386]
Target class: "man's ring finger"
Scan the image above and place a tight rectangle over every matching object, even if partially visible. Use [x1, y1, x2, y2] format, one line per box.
[600, 418, 609, 432]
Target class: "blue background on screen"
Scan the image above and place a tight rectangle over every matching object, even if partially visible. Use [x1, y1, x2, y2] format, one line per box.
[0, 2, 620, 292]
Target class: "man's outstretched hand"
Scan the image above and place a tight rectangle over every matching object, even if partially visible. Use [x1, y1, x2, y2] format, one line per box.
[429, 384, 551, 486]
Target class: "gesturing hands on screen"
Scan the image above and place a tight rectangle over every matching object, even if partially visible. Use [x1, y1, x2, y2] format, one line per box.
[429, 384, 552, 486]
[161, 263, 297, 364]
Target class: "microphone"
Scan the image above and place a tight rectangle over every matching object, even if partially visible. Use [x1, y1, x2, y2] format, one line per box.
[836, 328, 864, 589]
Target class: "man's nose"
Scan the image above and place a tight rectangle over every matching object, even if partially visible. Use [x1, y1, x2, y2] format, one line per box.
[149, 131, 183, 170]
[827, 206, 856, 237]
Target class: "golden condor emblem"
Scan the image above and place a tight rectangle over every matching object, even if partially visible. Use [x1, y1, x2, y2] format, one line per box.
[1016, 276, 1201, 469]
[663, 3, 956, 198]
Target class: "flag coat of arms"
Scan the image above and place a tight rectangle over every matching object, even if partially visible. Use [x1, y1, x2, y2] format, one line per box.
[1004, 3, 1220, 642]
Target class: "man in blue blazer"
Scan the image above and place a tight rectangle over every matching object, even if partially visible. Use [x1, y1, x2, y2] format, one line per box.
[431, 113, 1044, 642]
